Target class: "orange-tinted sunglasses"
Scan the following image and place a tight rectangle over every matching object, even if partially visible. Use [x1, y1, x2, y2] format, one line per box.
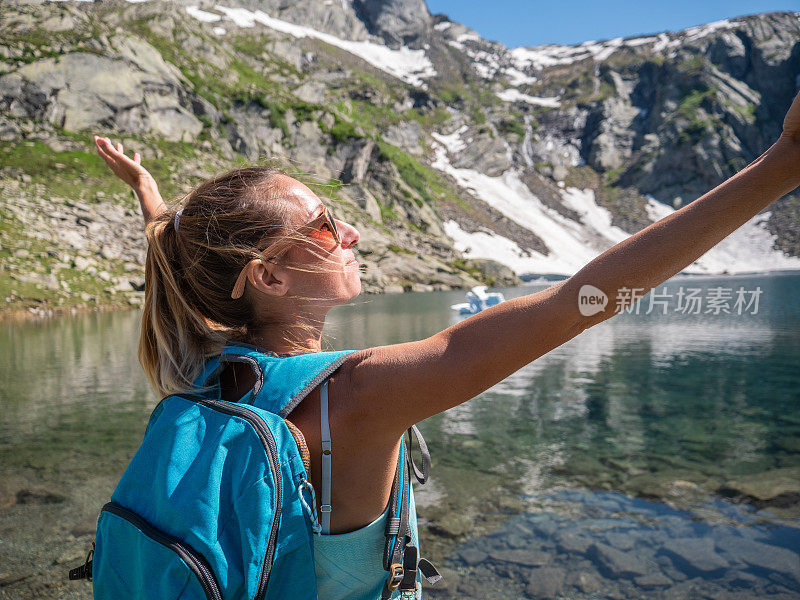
[231, 205, 341, 299]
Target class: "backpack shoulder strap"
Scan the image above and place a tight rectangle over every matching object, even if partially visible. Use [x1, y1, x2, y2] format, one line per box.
[195, 341, 353, 415]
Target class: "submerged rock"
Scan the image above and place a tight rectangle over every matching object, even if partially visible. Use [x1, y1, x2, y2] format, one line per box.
[458, 548, 487, 566]
[489, 548, 550, 567]
[634, 572, 673, 589]
[589, 542, 650, 578]
[525, 566, 566, 598]
[661, 537, 728, 575]
[553, 530, 592, 555]
[718, 468, 800, 507]
[567, 570, 602, 594]
[715, 536, 800, 581]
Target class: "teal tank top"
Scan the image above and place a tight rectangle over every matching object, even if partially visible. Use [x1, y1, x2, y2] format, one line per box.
[313, 484, 423, 600]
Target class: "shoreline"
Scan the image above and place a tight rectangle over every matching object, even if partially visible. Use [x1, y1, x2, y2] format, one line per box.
[4, 269, 799, 324]
[0, 299, 138, 324]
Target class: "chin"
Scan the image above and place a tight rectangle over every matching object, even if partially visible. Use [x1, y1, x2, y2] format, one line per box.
[346, 277, 362, 301]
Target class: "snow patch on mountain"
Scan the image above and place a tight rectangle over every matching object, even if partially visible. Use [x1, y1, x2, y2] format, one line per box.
[560, 187, 629, 245]
[186, 6, 221, 23]
[432, 136, 621, 275]
[510, 21, 738, 72]
[431, 125, 468, 154]
[504, 68, 538, 86]
[684, 19, 735, 42]
[496, 88, 561, 107]
[443, 221, 539, 275]
[187, 5, 436, 87]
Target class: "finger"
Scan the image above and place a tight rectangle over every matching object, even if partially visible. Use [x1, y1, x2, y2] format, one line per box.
[102, 139, 121, 156]
[101, 138, 126, 159]
[95, 142, 115, 165]
[116, 142, 123, 154]
[134, 152, 141, 164]
[95, 139, 118, 163]
[96, 136, 114, 152]
[94, 135, 108, 153]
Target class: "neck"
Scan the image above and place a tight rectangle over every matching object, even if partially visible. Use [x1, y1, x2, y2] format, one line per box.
[244, 315, 326, 355]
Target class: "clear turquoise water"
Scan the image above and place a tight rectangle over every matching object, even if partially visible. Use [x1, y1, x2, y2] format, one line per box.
[1, 272, 798, 599]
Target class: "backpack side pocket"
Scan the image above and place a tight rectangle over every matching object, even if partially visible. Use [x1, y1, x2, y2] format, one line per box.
[93, 502, 223, 600]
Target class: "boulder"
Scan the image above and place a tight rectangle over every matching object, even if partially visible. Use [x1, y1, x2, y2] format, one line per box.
[460, 258, 520, 286]
[450, 128, 512, 177]
[718, 468, 800, 506]
[293, 80, 326, 104]
[383, 121, 423, 156]
[352, 0, 431, 49]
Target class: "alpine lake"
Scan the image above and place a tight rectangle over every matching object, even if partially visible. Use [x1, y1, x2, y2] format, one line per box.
[1, 272, 799, 599]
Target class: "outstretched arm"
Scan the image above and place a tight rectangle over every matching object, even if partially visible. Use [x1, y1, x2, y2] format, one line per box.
[338, 90, 800, 438]
[94, 136, 167, 226]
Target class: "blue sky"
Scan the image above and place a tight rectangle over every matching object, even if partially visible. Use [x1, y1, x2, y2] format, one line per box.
[425, 0, 799, 48]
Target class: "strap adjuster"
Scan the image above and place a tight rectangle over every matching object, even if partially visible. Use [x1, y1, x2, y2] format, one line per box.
[387, 563, 404, 591]
[320, 504, 332, 513]
[68, 542, 94, 582]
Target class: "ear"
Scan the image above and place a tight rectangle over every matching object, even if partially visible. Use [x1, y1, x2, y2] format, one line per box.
[248, 259, 290, 297]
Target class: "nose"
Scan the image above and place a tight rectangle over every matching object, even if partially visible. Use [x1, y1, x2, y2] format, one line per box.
[336, 219, 359, 249]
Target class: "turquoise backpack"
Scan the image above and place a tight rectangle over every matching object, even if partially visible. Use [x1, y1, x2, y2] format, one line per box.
[69, 341, 440, 599]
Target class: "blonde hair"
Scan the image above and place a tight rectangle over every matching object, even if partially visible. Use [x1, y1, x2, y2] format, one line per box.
[138, 166, 335, 398]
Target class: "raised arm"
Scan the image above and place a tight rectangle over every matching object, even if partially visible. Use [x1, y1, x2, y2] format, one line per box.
[340, 90, 800, 437]
[94, 136, 167, 226]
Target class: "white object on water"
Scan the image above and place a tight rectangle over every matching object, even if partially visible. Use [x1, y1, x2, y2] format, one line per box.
[450, 286, 506, 315]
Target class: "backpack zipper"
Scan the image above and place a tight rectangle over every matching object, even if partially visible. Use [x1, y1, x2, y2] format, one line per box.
[191, 398, 282, 600]
[101, 502, 223, 600]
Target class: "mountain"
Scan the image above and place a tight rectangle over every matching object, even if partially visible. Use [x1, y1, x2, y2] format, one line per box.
[2, 0, 799, 315]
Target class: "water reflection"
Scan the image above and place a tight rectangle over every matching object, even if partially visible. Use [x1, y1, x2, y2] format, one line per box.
[427, 490, 800, 599]
[1, 273, 799, 598]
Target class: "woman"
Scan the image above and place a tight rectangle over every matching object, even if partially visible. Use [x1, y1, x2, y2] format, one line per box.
[92, 90, 800, 598]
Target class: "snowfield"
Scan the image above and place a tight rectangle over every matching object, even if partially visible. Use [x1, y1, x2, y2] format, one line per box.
[188, 4, 437, 87]
[433, 128, 800, 277]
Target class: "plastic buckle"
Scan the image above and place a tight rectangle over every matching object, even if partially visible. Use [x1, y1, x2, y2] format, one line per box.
[322, 440, 332, 455]
[387, 563, 404, 591]
[68, 542, 94, 582]
[320, 504, 332, 514]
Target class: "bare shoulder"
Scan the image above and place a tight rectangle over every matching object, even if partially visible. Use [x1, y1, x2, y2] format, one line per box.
[286, 351, 396, 453]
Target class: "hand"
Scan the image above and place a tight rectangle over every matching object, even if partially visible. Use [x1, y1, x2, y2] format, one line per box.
[94, 136, 153, 191]
[93, 135, 167, 226]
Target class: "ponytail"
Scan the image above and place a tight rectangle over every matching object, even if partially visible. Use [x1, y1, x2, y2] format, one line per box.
[138, 213, 229, 397]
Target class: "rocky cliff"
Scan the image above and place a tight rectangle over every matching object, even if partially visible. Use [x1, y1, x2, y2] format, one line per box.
[1, 0, 799, 315]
